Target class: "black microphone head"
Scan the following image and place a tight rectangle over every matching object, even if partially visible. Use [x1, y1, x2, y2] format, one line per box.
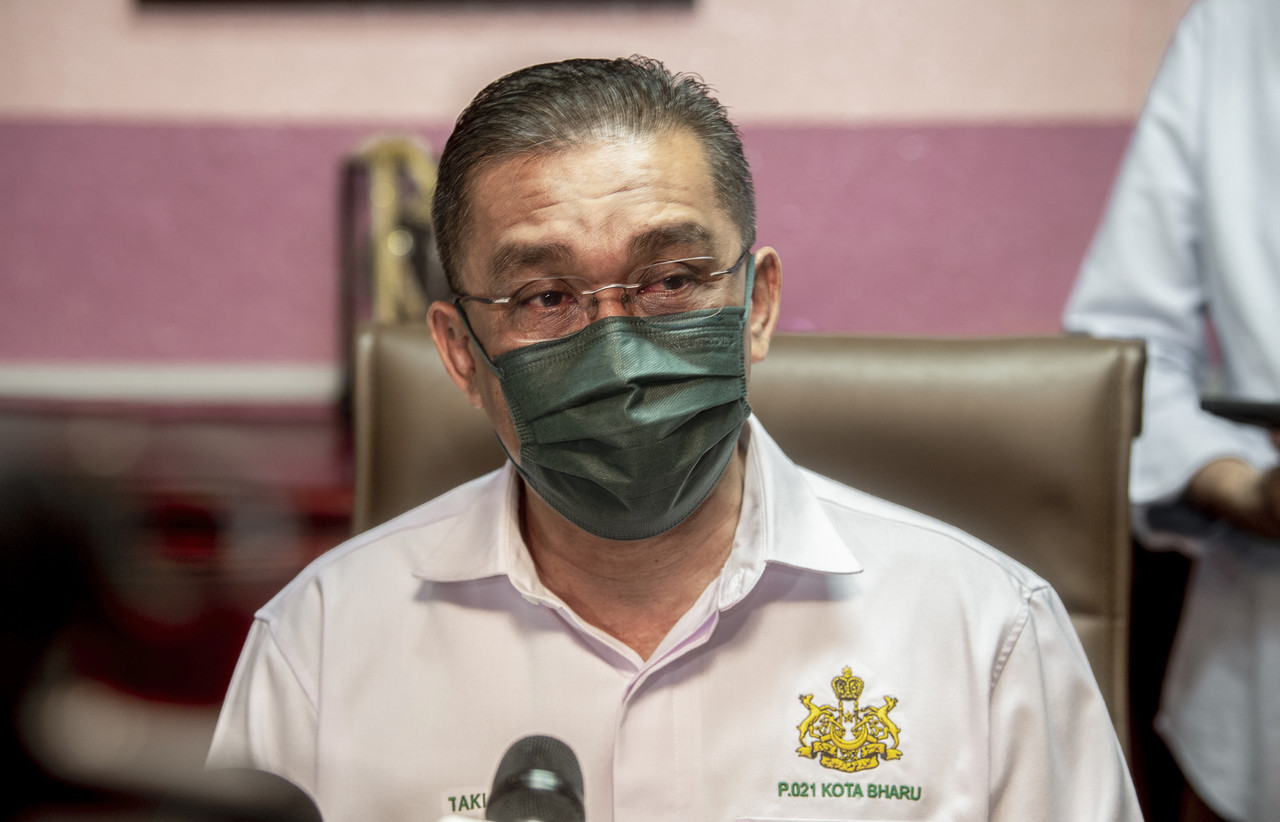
[485, 735, 584, 822]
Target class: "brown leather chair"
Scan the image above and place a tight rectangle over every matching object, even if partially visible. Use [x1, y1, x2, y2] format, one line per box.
[352, 324, 1144, 754]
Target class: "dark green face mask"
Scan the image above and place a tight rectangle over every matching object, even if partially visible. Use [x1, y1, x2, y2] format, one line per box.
[466, 259, 755, 540]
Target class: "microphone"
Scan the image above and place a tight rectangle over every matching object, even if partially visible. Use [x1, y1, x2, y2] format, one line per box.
[484, 735, 585, 822]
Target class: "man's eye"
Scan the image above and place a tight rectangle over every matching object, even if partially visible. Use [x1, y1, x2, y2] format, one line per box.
[638, 265, 700, 294]
[517, 286, 575, 310]
[651, 274, 694, 292]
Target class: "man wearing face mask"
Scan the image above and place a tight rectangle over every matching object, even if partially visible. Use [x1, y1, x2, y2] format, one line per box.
[208, 57, 1141, 821]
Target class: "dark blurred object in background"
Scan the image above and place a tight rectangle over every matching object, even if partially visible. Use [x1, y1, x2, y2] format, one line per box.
[0, 466, 120, 818]
[0, 412, 340, 820]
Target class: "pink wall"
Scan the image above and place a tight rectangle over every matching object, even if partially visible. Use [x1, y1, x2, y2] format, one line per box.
[0, 0, 1195, 401]
[0, 118, 1130, 363]
[748, 124, 1130, 335]
[0, 0, 1190, 123]
[0, 120, 401, 363]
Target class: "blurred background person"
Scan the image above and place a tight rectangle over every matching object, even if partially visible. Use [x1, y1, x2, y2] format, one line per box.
[1063, 1, 1280, 820]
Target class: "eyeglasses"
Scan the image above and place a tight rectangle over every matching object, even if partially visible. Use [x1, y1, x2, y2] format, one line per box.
[456, 249, 750, 343]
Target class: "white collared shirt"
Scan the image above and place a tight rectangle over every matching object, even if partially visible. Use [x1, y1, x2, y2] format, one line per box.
[209, 418, 1140, 821]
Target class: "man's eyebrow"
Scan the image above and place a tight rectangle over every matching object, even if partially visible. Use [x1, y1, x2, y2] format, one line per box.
[484, 242, 574, 285]
[481, 223, 719, 286]
[628, 224, 717, 260]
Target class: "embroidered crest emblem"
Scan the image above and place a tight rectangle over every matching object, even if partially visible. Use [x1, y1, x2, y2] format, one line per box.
[796, 666, 902, 773]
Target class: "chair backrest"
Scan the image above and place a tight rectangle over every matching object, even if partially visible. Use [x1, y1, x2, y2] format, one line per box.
[352, 324, 1144, 753]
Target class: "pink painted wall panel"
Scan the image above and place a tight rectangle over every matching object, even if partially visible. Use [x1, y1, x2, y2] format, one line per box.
[0, 120, 444, 362]
[749, 124, 1131, 334]
[0, 119, 1131, 362]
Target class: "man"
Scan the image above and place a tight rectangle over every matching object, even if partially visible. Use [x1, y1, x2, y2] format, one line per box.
[1064, 1, 1280, 819]
[210, 57, 1141, 821]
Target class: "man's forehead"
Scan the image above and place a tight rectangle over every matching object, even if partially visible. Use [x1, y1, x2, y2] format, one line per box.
[459, 133, 736, 286]
[463, 128, 715, 212]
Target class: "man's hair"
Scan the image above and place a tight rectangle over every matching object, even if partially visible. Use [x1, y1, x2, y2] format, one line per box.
[431, 56, 756, 292]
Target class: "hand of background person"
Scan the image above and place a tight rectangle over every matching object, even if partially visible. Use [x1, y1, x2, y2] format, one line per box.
[1187, 430, 1280, 540]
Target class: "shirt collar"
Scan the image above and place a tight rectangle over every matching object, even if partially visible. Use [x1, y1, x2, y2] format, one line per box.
[404, 467, 524, 583]
[713, 417, 862, 609]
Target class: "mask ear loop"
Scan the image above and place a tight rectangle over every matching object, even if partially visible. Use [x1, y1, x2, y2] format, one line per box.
[738, 252, 756, 385]
[742, 252, 757, 315]
[452, 299, 504, 376]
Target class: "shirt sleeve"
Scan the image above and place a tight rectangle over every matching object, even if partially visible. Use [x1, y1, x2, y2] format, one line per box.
[1063, 0, 1272, 511]
[987, 586, 1142, 821]
[206, 617, 319, 801]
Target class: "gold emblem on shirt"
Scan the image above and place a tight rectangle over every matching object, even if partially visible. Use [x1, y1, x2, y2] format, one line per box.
[796, 666, 902, 773]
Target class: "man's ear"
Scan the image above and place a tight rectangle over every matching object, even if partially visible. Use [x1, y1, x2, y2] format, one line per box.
[748, 247, 782, 363]
[428, 301, 485, 409]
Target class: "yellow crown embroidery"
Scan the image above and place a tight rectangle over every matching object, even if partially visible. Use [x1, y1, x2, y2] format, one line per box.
[831, 667, 864, 704]
[796, 666, 902, 773]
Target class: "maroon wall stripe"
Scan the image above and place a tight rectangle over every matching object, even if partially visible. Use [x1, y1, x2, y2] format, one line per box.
[0, 119, 1131, 362]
